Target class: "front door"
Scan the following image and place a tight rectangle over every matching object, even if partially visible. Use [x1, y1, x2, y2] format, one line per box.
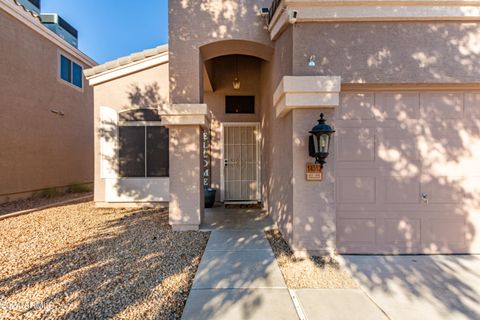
[222, 124, 260, 202]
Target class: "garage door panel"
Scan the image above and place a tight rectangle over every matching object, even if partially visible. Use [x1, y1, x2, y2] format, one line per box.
[376, 128, 421, 163]
[377, 138, 421, 164]
[464, 93, 480, 128]
[377, 161, 422, 180]
[340, 205, 468, 215]
[340, 93, 375, 120]
[464, 93, 480, 133]
[334, 119, 405, 129]
[424, 159, 480, 178]
[385, 175, 421, 204]
[419, 130, 465, 158]
[337, 219, 376, 244]
[420, 92, 464, 120]
[337, 128, 375, 162]
[420, 176, 464, 204]
[374, 92, 420, 120]
[422, 218, 466, 248]
[382, 218, 421, 246]
[336, 90, 478, 254]
[337, 176, 376, 204]
[465, 92, 480, 116]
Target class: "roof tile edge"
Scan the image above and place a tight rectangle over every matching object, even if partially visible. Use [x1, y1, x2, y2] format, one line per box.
[84, 44, 168, 78]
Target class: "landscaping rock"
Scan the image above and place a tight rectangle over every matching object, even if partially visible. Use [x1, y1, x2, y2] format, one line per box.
[0, 201, 209, 319]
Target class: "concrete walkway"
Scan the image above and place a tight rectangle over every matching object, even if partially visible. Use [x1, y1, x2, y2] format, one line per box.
[182, 207, 387, 320]
[182, 207, 480, 319]
[182, 207, 299, 319]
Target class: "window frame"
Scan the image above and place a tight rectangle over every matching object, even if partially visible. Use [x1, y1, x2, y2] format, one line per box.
[118, 120, 169, 179]
[58, 51, 84, 91]
[225, 95, 255, 114]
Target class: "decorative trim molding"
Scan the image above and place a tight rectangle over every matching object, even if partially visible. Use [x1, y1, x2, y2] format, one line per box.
[274, 76, 341, 118]
[269, 1, 480, 40]
[341, 82, 480, 91]
[0, 0, 96, 66]
[161, 104, 210, 127]
[86, 53, 168, 86]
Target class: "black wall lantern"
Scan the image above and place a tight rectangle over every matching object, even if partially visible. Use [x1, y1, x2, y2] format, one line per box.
[309, 113, 335, 167]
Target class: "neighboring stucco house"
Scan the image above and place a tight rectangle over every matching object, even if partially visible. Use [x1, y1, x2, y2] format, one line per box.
[0, 0, 96, 203]
[87, 0, 480, 256]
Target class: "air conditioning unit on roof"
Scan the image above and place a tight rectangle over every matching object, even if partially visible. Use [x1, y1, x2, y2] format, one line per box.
[40, 13, 78, 48]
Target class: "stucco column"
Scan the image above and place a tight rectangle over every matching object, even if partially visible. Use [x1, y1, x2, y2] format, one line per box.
[162, 104, 209, 231]
[274, 76, 341, 256]
[291, 109, 336, 256]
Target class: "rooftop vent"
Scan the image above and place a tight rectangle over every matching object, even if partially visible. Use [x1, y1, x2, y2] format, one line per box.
[41, 13, 78, 48]
[16, 0, 41, 14]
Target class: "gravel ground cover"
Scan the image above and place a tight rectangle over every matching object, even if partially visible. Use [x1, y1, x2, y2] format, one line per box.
[0, 192, 92, 216]
[0, 200, 209, 319]
[265, 229, 358, 289]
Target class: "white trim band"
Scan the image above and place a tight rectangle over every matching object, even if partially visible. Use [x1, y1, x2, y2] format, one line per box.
[161, 104, 210, 127]
[269, 1, 480, 40]
[274, 76, 341, 118]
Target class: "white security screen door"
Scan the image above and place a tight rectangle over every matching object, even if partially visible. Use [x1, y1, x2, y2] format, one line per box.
[223, 124, 260, 202]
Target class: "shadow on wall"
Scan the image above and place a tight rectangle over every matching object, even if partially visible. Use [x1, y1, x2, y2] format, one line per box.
[288, 92, 480, 256]
[168, 0, 271, 103]
[279, 22, 480, 256]
[286, 92, 480, 318]
[98, 82, 170, 202]
[333, 92, 479, 253]
[296, 23, 480, 84]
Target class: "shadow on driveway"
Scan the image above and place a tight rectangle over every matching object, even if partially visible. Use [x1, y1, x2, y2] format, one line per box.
[342, 255, 480, 320]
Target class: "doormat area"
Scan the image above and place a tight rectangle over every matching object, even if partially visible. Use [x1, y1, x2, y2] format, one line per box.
[224, 203, 263, 209]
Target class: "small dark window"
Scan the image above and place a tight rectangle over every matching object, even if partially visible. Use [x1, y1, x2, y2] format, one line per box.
[119, 127, 145, 177]
[118, 125, 169, 178]
[60, 55, 82, 88]
[146, 127, 169, 177]
[72, 62, 83, 88]
[60, 55, 71, 82]
[226, 96, 255, 114]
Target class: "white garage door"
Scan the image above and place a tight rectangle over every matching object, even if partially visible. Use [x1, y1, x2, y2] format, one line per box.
[336, 91, 480, 254]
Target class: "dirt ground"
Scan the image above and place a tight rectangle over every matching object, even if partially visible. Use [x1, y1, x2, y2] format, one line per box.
[0, 200, 209, 319]
[266, 229, 358, 289]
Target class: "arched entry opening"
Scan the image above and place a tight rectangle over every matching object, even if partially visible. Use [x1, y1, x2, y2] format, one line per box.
[198, 40, 273, 206]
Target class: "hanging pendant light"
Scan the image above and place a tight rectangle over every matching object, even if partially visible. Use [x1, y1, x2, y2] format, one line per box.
[233, 55, 241, 90]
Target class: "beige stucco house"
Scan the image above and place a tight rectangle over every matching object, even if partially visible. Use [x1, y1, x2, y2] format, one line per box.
[86, 0, 480, 256]
[0, 0, 96, 203]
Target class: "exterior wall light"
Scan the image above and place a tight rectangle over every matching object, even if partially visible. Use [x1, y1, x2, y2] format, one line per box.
[308, 55, 316, 67]
[232, 55, 241, 90]
[309, 113, 335, 167]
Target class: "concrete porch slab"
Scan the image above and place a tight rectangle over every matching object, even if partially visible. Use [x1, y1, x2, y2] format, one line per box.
[201, 207, 275, 230]
[181, 288, 299, 320]
[342, 255, 480, 320]
[294, 288, 387, 320]
[205, 230, 271, 251]
[192, 249, 286, 289]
